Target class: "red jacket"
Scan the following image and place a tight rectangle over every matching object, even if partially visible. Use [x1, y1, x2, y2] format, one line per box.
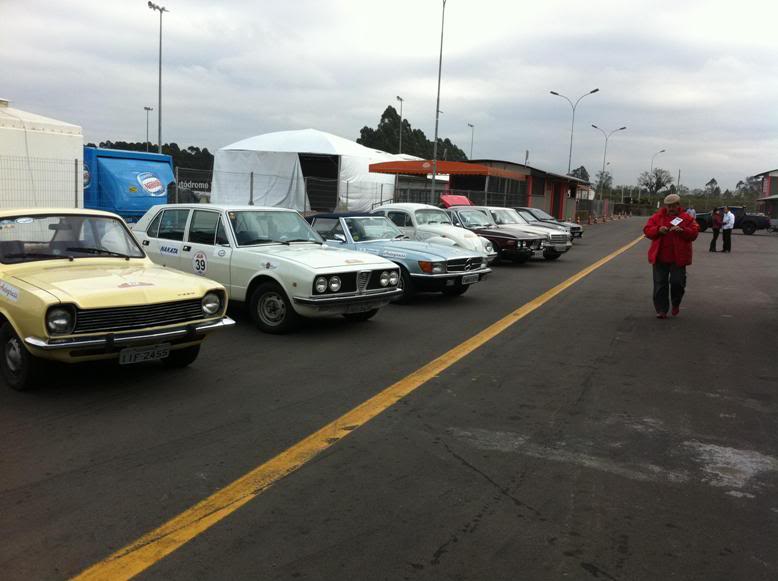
[643, 208, 699, 266]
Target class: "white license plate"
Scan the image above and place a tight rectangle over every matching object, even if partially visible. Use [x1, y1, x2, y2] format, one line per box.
[119, 343, 171, 365]
[554, 245, 568, 252]
[461, 274, 479, 285]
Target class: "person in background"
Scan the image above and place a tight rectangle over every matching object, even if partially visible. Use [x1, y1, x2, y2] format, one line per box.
[721, 206, 735, 253]
[709, 209, 723, 252]
[686, 206, 697, 219]
[643, 193, 700, 318]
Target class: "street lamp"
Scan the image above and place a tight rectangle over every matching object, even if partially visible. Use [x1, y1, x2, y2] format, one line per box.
[144, 106, 153, 152]
[467, 122, 475, 159]
[648, 148, 666, 205]
[148, 1, 168, 154]
[430, 0, 447, 205]
[549, 88, 599, 174]
[396, 95, 404, 154]
[591, 124, 627, 200]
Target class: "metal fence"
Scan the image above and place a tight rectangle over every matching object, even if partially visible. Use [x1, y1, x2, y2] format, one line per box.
[0, 155, 82, 208]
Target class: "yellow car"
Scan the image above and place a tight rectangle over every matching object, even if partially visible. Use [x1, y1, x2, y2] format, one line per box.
[0, 208, 235, 390]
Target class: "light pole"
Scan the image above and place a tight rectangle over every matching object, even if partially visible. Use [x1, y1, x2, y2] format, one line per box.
[430, 0, 447, 205]
[396, 95, 404, 154]
[550, 88, 599, 174]
[144, 106, 153, 151]
[148, 1, 168, 154]
[467, 122, 474, 159]
[649, 148, 666, 204]
[591, 124, 626, 200]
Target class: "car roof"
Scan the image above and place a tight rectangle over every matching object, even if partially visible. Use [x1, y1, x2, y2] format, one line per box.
[309, 212, 374, 219]
[0, 208, 121, 219]
[375, 203, 440, 211]
[148, 204, 297, 212]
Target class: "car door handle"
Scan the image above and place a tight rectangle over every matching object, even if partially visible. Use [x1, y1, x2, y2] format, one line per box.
[182, 245, 191, 252]
[141, 240, 149, 246]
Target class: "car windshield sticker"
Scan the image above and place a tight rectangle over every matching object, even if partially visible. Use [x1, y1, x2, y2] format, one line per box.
[192, 251, 208, 275]
[15, 217, 33, 224]
[160, 245, 179, 256]
[0, 281, 20, 302]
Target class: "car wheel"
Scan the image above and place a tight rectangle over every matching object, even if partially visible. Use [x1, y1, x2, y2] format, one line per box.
[0, 323, 43, 391]
[543, 250, 561, 260]
[162, 345, 201, 368]
[442, 284, 469, 296]
[397, 267, 416, 302]
[742, 222, 756, 235]
[249, 282, 301, 334]
[343, 309, 379, 322]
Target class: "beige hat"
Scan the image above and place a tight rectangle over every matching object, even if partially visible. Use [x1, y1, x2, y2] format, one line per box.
[663, 193, 680, 205]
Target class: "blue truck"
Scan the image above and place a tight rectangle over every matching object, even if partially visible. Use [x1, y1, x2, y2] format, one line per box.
[83, 147, 175, 223]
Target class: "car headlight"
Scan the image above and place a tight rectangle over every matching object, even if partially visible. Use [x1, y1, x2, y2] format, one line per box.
[328, 276, 342, 292]
[379, 271, 390, 287]
[388, 271, 399, 286]
[315, 276, 328, 293]
[484, 241, 494, 253]
[481, 259, 487, 268]
[201, 292, 222, 316]
[46, 306, 75, 335]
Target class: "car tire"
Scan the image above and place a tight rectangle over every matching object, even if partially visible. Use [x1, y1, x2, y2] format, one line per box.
[162, 345, 201, 368]
[343, 309, 379, 322]
[0, 323, 44, 391]
[249, 282, 301, 334]
[397, 267, 416, 302]
[742, 222, 756, 235]
[543, 250, 562, 260]
[442, 284, 469, 296]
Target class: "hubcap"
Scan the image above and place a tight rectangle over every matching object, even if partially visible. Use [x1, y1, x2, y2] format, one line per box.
[5, 337, 23, 374]
[259, 292, 286, 326]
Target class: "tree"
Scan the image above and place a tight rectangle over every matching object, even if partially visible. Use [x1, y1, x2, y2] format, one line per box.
[357, 106, 468, 160]
[638, 168, 674, 200]
[88, 140, 214, 170]
[704, 178, 721, 197]
[594, 170, 613, 196]
[569, 165, 590, 181]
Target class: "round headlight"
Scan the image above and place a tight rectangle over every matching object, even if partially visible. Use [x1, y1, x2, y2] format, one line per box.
[315, 276, 328, 293]
[432, 263, 446, 274]
[484, 241, 494, 253]
[379, 271, 390, 287]
[201, 292, 221, 316]
[46, 307, 74, 335]
[328, 276, 342, 292]
[388, 271, 399, 286]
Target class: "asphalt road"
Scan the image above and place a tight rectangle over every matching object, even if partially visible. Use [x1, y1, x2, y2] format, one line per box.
[1, 220, 776, 581]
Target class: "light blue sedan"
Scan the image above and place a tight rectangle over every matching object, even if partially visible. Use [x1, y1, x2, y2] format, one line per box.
[307, 213, 491, 297]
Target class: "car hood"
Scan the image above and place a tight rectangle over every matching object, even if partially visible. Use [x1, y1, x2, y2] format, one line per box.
[11, 259, 219, 309]
[494, 224, 551, 238]
[359, 239, 481, 261]
[244, 243, 392, 270]
[417, 224, 482, 250]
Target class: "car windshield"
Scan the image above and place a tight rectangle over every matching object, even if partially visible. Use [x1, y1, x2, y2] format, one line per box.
[529, 208, 555, 221]
[490, 208, 529, 225]
[457, 209, 495, 227]
[518, 210, 540, 222]
[344, 217, 404, 241]
[415, 209, 452, 225]
[0, 214, 145, 264]
[228, 210, 322, 246]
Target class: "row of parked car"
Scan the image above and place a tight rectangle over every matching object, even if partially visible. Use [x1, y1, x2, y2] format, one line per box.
[0, 202, 582, 390]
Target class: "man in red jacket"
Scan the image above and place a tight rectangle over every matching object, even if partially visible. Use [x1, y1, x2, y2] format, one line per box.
[643, 193, 699, 318]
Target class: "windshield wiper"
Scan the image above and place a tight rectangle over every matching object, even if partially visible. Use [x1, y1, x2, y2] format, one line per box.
[241, 238, 275, 245]
[392, 233, 408, 240]
[67, 247, 132, 260]
[285, 239, 322, 244]
[3, 252, 73, 262]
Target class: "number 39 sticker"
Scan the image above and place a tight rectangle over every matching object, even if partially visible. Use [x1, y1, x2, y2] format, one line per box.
[192, 251, 208, 275]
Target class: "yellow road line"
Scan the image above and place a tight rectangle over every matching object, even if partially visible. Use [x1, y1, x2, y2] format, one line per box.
[73, 234, 645, 581]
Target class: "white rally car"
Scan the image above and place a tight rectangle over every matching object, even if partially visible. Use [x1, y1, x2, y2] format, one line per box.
[372, 203, 498, 263]
[133, 205, 402, 333]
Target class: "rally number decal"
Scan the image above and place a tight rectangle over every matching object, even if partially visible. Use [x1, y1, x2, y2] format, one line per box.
[192, 251, 208, 275]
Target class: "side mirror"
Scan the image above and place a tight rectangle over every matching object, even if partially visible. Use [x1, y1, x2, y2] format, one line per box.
[332, 233, 347, 243]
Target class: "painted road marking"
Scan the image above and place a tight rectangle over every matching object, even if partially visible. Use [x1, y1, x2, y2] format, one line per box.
[73, 235, 645, 581]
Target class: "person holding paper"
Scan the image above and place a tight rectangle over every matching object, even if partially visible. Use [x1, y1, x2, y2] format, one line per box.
[643, 193, 700, 318]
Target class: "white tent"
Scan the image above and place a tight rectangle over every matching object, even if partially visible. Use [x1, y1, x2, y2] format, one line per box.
[211, 129, 397, 211]
[0, 99, 84, 207]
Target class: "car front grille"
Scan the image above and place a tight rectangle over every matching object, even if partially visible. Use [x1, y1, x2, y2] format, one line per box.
[550, 233, 569, 243]
[447, 257, 483, 272]
[357, 271, 371, 292]
[531, 239, 543, 249]
[73, 298, 205, 334]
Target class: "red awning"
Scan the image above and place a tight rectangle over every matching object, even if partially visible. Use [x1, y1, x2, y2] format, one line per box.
[369, 160, 527, 181]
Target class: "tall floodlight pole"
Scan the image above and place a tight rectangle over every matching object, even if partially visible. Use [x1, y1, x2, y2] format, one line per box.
[144, 106, 153, 151]
[430, 0, 447, 205]
[467, 122, 474, 159]
[549, 88, 599, 174]
[396, 95, 404, 154]
[591, 124, 626, 200]
[148, 2, 168, 154]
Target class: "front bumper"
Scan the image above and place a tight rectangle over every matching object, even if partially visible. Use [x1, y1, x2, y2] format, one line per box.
[411, 267, 491, 291]
[543, 241, 572, 253]
[25, 317, 235, 351]
[294, 288, 403, 313]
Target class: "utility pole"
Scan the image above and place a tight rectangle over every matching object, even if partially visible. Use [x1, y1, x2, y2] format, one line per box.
[396, 95, 404, 154]
[430, 0, 447, 205]
[148, 2, 168, 154]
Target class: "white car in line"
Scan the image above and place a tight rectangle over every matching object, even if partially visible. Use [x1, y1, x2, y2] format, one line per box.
[371, 203, 498, 263]
[133, 205, 402, 333]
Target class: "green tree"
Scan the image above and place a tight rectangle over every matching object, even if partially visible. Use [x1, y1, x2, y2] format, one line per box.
[594, 170, 612, 195]
[569, 165, 590, 181]
[638, 168, 674, 200]
[89, 141, 214, 170]
[704, 178, 721, 197]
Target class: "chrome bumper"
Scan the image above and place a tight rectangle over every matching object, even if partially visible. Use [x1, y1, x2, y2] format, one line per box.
[294, 288, 403, 307]
[25, 317, 235, 351]
[410, 267, 492, 279]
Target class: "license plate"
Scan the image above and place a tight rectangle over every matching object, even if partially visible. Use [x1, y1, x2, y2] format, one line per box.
[554, 245, 568, 252]
[461, 273, 479, 285]
[119, 343, 171, 365]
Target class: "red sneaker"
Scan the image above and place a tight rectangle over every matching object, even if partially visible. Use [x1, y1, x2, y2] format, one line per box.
[656, 312, 667, 319]
[671, 306, 680, 317]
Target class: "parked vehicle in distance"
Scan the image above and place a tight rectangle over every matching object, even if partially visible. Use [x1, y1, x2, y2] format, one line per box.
[695, 206, 770, 235]
[371, 203, 498, 263]
[308, 213, 491, 297]
[133, 205, 402, 333]
[473, 206, 573, 260]
[0, 208, 234, 390]
[444, 206, 544, 264]
[515, 207, 583, 239]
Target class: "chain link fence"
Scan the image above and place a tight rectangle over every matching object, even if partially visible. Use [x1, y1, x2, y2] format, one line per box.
[0, 155, 82, 208]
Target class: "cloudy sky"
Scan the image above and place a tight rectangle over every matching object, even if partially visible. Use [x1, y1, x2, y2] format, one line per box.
[3, 0, 777, 189]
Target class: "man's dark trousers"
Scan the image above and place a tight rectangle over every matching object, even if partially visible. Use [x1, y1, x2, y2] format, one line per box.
[653, 262, 686, 314]
[709, 229, 720, 251]
[722, 229, 732, 252]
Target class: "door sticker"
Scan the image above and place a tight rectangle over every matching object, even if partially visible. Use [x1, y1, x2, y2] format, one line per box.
[192, 251, 208, 275]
